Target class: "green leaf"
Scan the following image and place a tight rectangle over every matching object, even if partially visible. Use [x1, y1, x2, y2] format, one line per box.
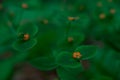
[75, 45, 97, 60]
[29, 55, 57, 71]
[28, 29, 60, 58]
[68, 32, 85, 46]
[12, 39, 37, 51]
[20, 10, 41, 21]
[56, 52, 83, 68]
[57, 64, 83, 80]
[57, 32, 84, 51]
[101, 49, 120, 76]
[17, 22, 38, 37]
[91, 75, 113, 80]
[70, 14, 90, 31]
[57, 37, 76, 52]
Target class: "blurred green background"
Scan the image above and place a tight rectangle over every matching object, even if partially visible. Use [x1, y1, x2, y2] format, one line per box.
[0, 0, 120, 80]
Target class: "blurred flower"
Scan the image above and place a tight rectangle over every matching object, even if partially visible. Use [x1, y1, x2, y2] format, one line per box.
[12, 22, 38, 51]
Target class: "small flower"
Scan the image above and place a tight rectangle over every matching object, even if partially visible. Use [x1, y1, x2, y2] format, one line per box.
[12, 22, 38, 51]
[110, 9, 116, 14]
[55, 45, 97, 80]
[68, 17, 79, 21]
[68, 37, 74, 43]
[68, 17, 76, 21]
[57, 32, 84, 51]
[21, 0, 40, 9]
[91, 3, 118, 38]
[43, 19, 48, 24]
[22, 3, 28, 9]
[18, 33, 30, 41]
[73, 52, 82, 59]
[23, 33, 30, 41]
[56, 45, 97, 68]
[99, 13, 106, 19]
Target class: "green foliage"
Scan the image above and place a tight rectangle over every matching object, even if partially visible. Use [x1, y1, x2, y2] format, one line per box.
[0, 0, 120, 80]
[12, 22, 38, 51]
[29, 45, 97, 80]
[29, 55, 57, 71]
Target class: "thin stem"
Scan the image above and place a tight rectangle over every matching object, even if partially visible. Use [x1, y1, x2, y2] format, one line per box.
[66, 21, 72, 38]
[18, 9, 25, 25]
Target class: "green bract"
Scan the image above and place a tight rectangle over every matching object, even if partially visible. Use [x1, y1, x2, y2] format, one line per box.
[57, 32, 84, 51]
[29, 55, 58, 71]
[29, 45, 97, 80]
[56, 52, 82, 68]
[56, 45, 97, 67]
[56, 45, 97, 80]
[12, 22, 38, 51]
[75, 45, 97, 60]
[28, 23, 61, 59]
[91, 46, 120, 79]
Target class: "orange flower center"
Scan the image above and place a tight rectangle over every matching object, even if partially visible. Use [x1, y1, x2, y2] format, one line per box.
[110, 9, 116, 14]
[68, 16, 79, 21]
[43, 19, 48, 24]
[99, 13, 106, 19]
[73, 52, 82, 59]
[23, 34, 30, 41]
[68, 17, 75, 21]
[22, 3, 28, 9]
[68, 37, 74, 43]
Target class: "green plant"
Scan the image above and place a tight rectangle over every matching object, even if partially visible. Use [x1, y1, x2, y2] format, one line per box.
[0, 0, 120, 80]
